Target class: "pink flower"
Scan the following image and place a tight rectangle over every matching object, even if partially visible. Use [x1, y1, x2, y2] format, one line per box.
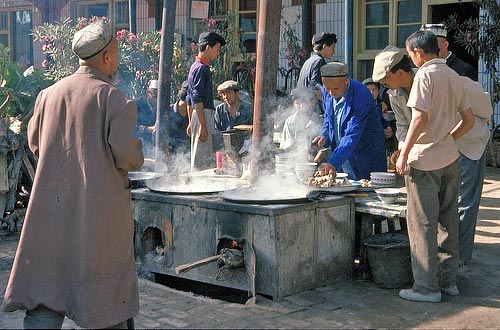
[116, 30, 127, 41]
[41, 59, 48, 68]
[136, 71, 142, 78]
[44, 36, 51, 42]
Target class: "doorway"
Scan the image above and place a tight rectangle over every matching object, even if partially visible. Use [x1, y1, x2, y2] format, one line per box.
[429, 2, 479, 70]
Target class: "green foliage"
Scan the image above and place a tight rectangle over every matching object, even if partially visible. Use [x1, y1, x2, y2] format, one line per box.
[31, 17, 80, 82]
[0, 44, 52, 122]
[446, 0, 500, 104]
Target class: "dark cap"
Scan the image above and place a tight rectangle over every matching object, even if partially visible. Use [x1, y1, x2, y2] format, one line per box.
[312, 32, 337, 46]
[321, 62, 349, 77]
[178, 80, 188, 101]
[362, 78, 380, 89]
[362, 78, 374, 85]
[198, 31, 226, 47]
[420, 24, 447, 38]
[217, 80, 240, 92]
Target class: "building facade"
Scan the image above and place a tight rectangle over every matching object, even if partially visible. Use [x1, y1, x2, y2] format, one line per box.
[1, 0, 496, 122]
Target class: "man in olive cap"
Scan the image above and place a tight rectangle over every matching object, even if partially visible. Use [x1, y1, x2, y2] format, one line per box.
[187, 31, 226, 171]
[1, 19, 143, 328]
[420, 23, 477, 81]
[312, 62, 386, 180]
[372, 45, 415, 156]
[214, 80, 253, 132]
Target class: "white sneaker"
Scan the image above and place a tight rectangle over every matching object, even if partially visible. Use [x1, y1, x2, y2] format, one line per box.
[399, 289, 441, 303]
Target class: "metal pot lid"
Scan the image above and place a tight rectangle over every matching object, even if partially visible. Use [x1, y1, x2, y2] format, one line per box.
[128, 171, 163, 181]
[146, 176, 242, 194]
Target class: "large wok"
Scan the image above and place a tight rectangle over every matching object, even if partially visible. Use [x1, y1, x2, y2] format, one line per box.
[220, 186, 323, 204]
[146, 175, 243, 194]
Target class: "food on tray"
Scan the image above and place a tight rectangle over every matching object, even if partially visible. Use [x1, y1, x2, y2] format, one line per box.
[306, 169, 351, 187]
[359, 179, 373, 188]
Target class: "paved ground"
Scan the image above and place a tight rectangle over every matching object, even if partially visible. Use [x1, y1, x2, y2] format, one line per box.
[1, 166, 500, 329]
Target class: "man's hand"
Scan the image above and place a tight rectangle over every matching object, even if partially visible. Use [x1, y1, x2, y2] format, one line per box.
[319, 162, 336, 177]
[396, 152, 409, 176]
[198, 123, 208, 142]
[186, 124, 191, 137]
[312, 136, 326, 148]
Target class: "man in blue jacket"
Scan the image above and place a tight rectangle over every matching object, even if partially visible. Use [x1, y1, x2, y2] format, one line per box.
[313, 62, 386, 180]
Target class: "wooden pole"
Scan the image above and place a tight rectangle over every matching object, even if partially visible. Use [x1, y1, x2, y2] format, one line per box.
[250, 0, 282, 179]
[154, 0, 177, 170]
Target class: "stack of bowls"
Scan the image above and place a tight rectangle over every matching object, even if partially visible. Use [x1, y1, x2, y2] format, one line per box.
[370, 172, 396, 187]
[275, 153, 295, 174]
[294, 162, 317, 181]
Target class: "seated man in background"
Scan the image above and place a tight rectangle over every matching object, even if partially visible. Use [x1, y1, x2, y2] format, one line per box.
[280, 87, 324, 163]
[214, 80, 253, 132]
[135, 79, 158, 158]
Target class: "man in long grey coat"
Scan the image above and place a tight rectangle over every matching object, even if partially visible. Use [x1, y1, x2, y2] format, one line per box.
[1, 20, 144, 328]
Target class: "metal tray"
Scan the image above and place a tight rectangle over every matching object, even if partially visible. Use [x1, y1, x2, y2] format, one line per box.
[128, 171, 163, 181]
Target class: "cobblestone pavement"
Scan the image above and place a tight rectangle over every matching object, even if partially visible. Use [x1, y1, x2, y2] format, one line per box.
[1, 167, 500, 329]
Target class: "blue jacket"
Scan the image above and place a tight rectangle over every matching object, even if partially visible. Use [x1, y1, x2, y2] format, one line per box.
[321, 79, 386, 180]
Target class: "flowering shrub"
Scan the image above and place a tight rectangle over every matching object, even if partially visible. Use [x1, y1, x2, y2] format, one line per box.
[32, 17, 190, 100]
[115, 28, 160, 98]
[32, 17, 81, 82]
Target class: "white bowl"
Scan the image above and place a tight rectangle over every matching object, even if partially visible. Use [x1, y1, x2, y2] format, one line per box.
[275, 163, 294, 171]
[375, 188, 400, 203]
[275, 153, 296, 162]
[295, 162, 317, 170]
[294, 163, 316, 181]
[295, 168, 315, 181]
[370, 172, 396, 186]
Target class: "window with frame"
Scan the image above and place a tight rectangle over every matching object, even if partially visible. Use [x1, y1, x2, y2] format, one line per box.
[0, 8, 33, 69]
[356, 0, 421, 80]
[75, 0, 129, 31]
[194, 0, 257, 54]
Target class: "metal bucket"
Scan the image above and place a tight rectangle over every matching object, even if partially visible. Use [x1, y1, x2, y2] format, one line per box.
[363, 232, 413, 288]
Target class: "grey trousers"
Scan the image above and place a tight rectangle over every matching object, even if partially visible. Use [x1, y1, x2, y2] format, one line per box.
[405, 160, 460, 294]
[458, 151, 486, 261]
[190, 108, 216, 171]
[24, 306, 134, 329]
